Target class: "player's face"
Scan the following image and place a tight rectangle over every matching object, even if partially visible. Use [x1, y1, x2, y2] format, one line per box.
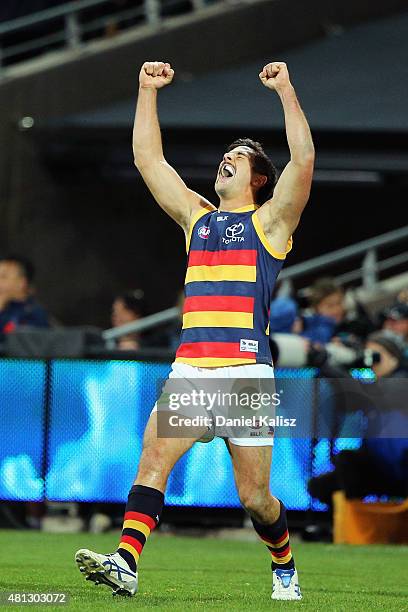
[215, 146, 253, 198]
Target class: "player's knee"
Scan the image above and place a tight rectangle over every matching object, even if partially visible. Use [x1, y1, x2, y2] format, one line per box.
[139, 444, 168, 471]
[136, 443, 171, 482]
[238, 484, 269, 517]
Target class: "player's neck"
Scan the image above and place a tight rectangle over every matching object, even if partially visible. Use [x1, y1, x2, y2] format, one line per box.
[218, 195, 256, 212]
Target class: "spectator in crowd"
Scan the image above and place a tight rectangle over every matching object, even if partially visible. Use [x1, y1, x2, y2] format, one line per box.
[381, 301, 408, 341]
[308, 330, 408, 506]
[301, 277, 373, 345]
[269, 296, 302, 334]
[111, 289, 146, 350]
[397, 288, 408, 305]
[0, 254, 49, 342]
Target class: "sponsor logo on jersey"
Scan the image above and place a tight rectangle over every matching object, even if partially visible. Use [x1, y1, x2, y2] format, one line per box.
[217, 215, 228, 222]
[240, 339, 258, 353]
[222, 222, 245, 244]
[198, 225, 210, 239]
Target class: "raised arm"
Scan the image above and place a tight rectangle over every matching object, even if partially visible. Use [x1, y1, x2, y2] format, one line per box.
[256, 62, 315, 252]
[133, 62, 214, 233]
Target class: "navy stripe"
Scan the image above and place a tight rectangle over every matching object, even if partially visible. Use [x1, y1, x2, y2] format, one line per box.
[122, 528, 147, 547]
[117, 548, 135, 569]
[185, 280, 257, 297]
[180, 327, 258, 343]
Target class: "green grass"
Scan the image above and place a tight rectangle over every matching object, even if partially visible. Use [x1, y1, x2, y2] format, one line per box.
[1, 530, 408, 611]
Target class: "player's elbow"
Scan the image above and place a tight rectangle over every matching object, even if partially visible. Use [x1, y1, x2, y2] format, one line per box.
[304, 146, 315, 165]
[134, 152, 148, 170]
[134, 151, 165, 171]
[293, 147, 315, 168]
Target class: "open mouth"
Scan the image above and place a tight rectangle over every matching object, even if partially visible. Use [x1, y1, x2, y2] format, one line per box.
[218, 162, 236, 180]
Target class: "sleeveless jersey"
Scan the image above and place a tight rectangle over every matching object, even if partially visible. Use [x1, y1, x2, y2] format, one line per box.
[175, 203, 292, 367]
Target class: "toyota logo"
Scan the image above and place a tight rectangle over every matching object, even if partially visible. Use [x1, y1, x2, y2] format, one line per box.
[225, 223, 244, 238]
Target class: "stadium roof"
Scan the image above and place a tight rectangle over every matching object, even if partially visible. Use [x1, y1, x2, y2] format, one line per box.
[54, 11, 408, 132]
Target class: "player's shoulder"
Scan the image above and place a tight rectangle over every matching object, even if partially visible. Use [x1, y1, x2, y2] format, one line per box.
[189, 197, 217, 224]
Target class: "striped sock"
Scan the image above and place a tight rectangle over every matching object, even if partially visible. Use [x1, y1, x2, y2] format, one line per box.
[251, 500, 295, 570]
[117, 484, 164, 572]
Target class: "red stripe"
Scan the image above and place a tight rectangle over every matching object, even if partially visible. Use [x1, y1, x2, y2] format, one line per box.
[274, 529, 289, 545]
[188, 249, 257, 267]
[272, 545, 291, 558]
[120, 535, 144, 554]
[183, 295, 254, 313]
[176, 342, 254, 359]
[124, 511, 156, 530]
[261, 535, 276, 546]
[261, 530, 289, 547]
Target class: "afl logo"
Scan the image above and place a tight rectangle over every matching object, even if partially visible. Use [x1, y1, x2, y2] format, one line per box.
[225, 223, 244, 238]
[198, 225, 210, 239]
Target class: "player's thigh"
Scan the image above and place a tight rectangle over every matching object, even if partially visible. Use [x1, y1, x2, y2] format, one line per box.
[228, 442, 273, 500]
[137, 411, 203, 477]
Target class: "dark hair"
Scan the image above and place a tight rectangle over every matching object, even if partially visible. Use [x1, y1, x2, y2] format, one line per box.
[310, 277, 343, 307]
[115, 289, 146, 317]
[227, 138, 278, 205]
[0, 254, 35, 284]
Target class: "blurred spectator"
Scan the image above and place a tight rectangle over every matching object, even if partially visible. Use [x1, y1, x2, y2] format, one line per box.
[301, 278, 344, 343]
[111, 289, 145, 350]
[397, 288, 408, 305]
[308, 330, 408, 506]
[0, 255, 49, 342]
[381, 301, 408, 341]
[269, 296, 302, 334]
[302, 277, 373, 344]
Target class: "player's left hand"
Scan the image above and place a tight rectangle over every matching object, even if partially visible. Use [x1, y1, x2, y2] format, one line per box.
[259, 62, 291, 92]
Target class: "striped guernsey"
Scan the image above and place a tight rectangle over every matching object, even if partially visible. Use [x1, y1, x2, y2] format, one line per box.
[175, 203, 292, 367]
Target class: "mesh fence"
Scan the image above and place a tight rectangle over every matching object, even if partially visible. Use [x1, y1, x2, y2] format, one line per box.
[0, 358, 361, 509]
[0, 359, 46, 501]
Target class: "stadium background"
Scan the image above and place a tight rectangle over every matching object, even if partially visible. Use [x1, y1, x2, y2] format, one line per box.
[0, 0, 407, 594]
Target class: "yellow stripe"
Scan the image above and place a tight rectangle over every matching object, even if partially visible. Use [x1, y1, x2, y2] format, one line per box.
[182, 311, 253, 329]
[265, 323, 270, 335]
[271, 551, 292, 564]
[123, 519, 151, 538]
[119, 542, 140, 561]
[251, 213, 292, 260]
[186, 205, 215, 253]
[261, 532, 290, 548]
[229, 204, 259, 213]
[185, 264, 256, 284]
[175, 357, 256, 367]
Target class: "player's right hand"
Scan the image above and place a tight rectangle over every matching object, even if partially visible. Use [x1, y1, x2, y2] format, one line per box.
[139, 61, 174, 89]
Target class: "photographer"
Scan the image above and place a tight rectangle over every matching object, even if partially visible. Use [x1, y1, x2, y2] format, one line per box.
[308, 331, 408, 505]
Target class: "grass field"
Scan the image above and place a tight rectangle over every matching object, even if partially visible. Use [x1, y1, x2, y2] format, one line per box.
[2, 530, 408, 611]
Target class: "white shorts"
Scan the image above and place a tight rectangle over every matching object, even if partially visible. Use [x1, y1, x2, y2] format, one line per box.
[152, 361, 275, 447]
